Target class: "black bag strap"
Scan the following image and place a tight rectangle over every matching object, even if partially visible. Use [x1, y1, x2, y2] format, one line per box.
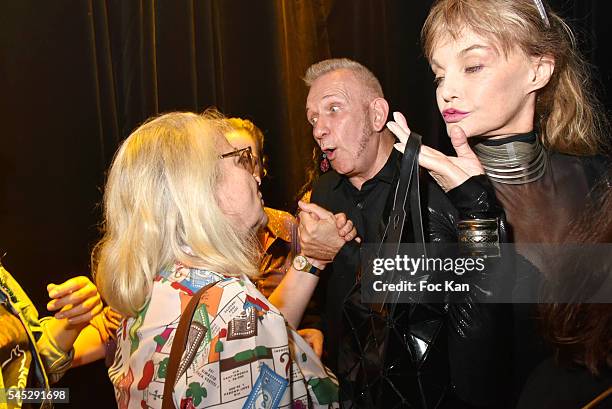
[377, 132, 424, 308]
[389, 131, 424, 245]
[162, 282, 216, 409]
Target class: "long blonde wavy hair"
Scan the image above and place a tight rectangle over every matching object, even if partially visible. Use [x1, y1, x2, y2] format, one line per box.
[93, 112, 260, 317]
[422, 0, 608, 155]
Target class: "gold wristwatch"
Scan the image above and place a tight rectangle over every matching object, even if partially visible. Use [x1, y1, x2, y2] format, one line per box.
[292, 255, 321, 276]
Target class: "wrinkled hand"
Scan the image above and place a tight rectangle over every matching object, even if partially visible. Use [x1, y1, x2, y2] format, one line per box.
[298, 201, 359, 262]
[334, 212, 361, 243]
[297, 328, 324, 358]
[47, 276, 103, 326]
[387, 111, 484, 192]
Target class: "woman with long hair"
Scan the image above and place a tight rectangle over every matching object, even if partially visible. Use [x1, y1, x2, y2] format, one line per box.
[387, 0, 610, 404]
[94, 112, 341, 408]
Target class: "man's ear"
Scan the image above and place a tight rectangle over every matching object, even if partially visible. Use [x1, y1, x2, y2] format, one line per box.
[528, 54, 555, 93]
[369, 97, 389, 132]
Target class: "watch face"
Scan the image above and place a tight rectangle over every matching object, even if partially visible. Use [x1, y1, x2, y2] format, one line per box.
[293, 255, 308, 271]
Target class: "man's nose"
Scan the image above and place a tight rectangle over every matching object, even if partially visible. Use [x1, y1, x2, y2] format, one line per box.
[313, 118, 329, 140]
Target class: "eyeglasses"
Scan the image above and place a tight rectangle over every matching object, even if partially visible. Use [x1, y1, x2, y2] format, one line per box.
[219, 146, 257, 174]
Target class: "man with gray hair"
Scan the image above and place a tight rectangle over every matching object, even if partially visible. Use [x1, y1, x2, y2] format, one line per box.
[296, 58, 509, 408]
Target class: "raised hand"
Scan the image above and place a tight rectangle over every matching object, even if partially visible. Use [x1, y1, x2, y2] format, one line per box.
[47, 276, 103, 326]
[387, 111, 484, 192]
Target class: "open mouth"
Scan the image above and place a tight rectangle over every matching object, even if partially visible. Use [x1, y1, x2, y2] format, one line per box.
[323, 148, 336, 160]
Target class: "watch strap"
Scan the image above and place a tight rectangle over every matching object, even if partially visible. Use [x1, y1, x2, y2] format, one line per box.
[306, 263, 321, 276]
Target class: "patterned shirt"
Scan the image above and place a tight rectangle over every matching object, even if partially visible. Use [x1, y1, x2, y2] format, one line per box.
[109, 263, 339, 409]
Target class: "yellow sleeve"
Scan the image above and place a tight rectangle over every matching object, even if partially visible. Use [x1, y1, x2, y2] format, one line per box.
[38, 317, 75, 384]
[89, 306, 122, 343]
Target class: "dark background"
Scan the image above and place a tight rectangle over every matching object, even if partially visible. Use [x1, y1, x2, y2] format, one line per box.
[0, 1, 610, 407]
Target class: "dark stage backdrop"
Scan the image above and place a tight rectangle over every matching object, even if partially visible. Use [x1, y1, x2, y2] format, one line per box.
[0, 1, 610, 407]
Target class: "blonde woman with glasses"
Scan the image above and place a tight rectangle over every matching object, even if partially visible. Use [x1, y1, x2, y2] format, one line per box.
[94, 112, 345, 408]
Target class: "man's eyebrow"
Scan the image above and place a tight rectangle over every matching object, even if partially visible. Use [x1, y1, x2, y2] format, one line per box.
[306, 93, 348, 113]
[321, 93, 347, 102]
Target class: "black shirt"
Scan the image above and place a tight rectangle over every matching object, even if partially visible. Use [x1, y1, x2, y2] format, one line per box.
[331, 148, 400, 244]
[308, 149, 401, 369]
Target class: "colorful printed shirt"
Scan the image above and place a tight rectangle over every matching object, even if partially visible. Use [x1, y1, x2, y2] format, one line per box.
[109, 263, 339, 408]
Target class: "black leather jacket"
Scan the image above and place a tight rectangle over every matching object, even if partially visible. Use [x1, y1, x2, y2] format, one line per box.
[309, 159, 510, 408]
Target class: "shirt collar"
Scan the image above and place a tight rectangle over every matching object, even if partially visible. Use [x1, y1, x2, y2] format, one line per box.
[376, 148, 400, 184]
[332, 148, 399, 190]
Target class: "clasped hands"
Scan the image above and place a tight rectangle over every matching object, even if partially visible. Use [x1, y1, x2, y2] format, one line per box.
[297, 201, 360, 268]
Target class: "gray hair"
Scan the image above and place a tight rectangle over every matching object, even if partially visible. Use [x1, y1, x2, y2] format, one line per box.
[304, 58, 384, 100]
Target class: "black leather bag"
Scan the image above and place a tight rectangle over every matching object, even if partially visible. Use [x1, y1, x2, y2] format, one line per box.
[337, 133, 452, 409]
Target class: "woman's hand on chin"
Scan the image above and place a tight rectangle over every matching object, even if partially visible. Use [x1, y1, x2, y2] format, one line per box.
[387, 111, 484, 192]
